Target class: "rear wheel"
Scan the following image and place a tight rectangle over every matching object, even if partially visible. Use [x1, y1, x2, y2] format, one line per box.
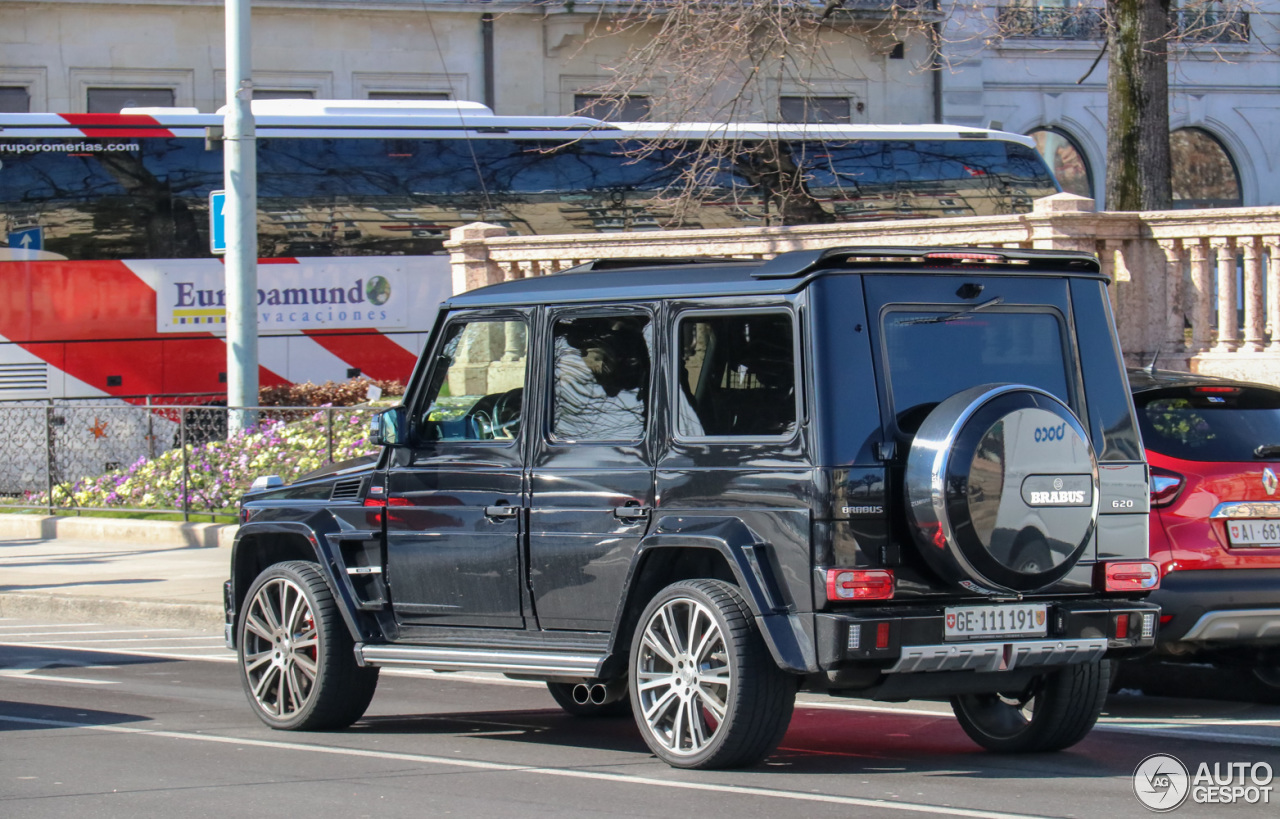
[951, 661, 1110, 753]
[238, 560, 378, 730]
[629, 579, 795, 769]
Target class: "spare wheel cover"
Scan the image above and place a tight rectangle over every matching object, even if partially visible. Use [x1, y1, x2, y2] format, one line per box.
[904, 383, 1098, 594]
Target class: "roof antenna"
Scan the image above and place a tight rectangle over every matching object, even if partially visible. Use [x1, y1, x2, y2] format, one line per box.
[1146, 344, 1162, 373]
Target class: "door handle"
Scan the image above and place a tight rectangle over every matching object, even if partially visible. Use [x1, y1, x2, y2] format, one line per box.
[613, 505, 651, 521]
[484, 504, 520, 519]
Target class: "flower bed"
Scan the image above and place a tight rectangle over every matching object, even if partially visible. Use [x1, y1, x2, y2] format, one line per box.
[20, 407, 378, 516]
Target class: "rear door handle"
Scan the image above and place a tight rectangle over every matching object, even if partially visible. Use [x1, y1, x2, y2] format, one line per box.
[613, 505, 651, 521]
[484, 505, 520, 519]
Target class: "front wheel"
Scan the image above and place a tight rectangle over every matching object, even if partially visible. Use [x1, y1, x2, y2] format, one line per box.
[950, 660, 1110, 753]
[629, 579, 795, 769]
[238, 560, 378, 730]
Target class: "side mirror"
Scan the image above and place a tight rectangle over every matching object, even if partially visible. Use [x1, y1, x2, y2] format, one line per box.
[369, 406, 408, 447]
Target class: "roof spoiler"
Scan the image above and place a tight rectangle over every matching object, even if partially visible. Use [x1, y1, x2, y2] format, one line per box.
[751, 246, 1101, 278]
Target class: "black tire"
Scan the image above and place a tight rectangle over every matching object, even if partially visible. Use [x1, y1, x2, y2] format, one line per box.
[629, 579, 795, 769]
[546, 681, 632, 717]
[951, 660, 1111, 753]
[237, 560, 378, 730]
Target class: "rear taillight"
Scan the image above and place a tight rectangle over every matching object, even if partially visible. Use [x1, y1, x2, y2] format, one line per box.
[1096, 560, 1161, 592]
[825, 569, 895, 601]
[1150, 466, 1184, 507]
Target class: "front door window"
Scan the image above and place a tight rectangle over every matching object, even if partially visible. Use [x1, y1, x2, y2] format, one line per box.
[419, 318, 527, 442]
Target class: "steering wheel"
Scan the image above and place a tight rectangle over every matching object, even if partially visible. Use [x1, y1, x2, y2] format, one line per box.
[468, 408, 496, 440]
[492, 389, 523, 438]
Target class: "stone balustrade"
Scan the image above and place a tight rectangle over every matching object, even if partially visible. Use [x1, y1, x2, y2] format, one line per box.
[447, 194, 1280, 386]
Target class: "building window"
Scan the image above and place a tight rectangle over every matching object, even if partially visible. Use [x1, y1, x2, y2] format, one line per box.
[0, 86, 30, 113]
[1171, 127, 1242, 208]
[368, 91, 451, 101]
[87, 87, 174, 113]
[779, 96, 851, 124]
[253, 89, 316, 100]
[1029, 127, 1093, 199]
[573, 94, 650, 121]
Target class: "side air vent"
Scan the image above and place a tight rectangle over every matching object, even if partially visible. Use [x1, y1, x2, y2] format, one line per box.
[0, 363, 48, 392]
[330, 477, 364, 501]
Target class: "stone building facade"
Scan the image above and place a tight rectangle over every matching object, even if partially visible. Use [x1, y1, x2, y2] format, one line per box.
[0, 0, 935, 123]
[940, 1, 1280, 209]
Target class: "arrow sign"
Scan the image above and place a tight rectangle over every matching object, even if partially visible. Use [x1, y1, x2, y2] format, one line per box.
[8, 226, 42, 252]
[210, 190, 227, 255]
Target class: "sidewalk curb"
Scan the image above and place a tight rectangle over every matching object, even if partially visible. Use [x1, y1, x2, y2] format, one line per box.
[0, 514, 237, 549]
[0, 592, 224, 632]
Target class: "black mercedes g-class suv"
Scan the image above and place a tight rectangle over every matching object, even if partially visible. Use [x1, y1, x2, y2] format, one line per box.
[226, 246, 1160, 769]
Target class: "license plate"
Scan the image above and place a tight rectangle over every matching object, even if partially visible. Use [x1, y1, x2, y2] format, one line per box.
[945, 604, 1048, 641]
[1225, 519, 1280, 547]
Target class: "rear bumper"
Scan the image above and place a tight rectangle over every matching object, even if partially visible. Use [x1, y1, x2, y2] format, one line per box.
[815, 599, 1159, 675]
[1149, 568, 1280, 650]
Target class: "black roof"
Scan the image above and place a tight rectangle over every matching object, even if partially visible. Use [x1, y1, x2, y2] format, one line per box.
[445, 246, 1104, 308]
[1126, 366, 1279, 394]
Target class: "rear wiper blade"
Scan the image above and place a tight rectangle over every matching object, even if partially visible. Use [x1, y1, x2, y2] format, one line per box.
[900, 296, 1004, 325]
[1254, 444, 1280, 459]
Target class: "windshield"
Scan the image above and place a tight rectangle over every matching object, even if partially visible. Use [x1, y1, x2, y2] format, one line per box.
[1135, 387, 1280, 462]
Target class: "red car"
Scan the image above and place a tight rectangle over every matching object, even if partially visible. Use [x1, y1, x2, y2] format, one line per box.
[1130, 367, 1280, 696]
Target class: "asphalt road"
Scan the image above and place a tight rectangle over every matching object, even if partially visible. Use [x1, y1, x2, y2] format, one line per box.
[2, 619, 1279, 819]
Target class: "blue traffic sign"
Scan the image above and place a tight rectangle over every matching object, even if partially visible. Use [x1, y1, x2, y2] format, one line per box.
[8, 226, 42, 252]
[210, 190, 227, 254]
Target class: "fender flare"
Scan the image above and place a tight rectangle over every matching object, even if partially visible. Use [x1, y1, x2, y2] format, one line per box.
[231, 517, 380, 645]
[609, 516, 817, 675]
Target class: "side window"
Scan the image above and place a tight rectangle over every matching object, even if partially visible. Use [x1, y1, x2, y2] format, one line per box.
[417, 318, 526, 442]
[677, 311, 797, 438]
[551, 314, 652, 442]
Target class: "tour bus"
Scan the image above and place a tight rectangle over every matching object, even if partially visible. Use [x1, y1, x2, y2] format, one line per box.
[0, 99, 1060, 402]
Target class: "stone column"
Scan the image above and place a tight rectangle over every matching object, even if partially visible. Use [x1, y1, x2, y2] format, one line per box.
[1211, 237, 1238, 352]
[1157, 239, 1186, 352]
[1188, 239, 1212, 352]
[1242, 236, 1265, 352]
[1266, 237, 1280, 350]
[447, 222, 511, 295]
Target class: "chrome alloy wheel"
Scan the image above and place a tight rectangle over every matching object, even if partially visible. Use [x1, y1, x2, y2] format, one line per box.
[241, 577, 319, 720]
[635, 596, 732, 757]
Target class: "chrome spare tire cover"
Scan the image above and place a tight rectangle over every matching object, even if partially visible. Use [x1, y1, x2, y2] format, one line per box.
[904, 384, 1098, 594]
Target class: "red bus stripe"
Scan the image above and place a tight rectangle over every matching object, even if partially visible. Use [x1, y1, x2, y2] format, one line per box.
[60, 113, 174, 139]
[1, 260, 286, 396]
[301, 329, 418, 383]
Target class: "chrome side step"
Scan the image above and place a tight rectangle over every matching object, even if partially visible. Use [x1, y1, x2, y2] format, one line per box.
[355, 643, 604, 677]
[885, 638, 1107, 674]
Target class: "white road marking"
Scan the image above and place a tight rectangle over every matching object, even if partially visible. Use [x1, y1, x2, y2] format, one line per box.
[0, 670, 116, 685]
[0, 641, 235, 663]
[0, 713, 1058, 819]
[0, 622, 102, 630]
[0, 628, 187, 638]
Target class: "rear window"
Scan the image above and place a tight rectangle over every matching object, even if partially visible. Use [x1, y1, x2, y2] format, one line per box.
[883, 309, 1071, 432]
[1135, 387, 1280, 462]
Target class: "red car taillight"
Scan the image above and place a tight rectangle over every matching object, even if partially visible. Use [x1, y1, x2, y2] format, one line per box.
[1150, 466, 1185, 507]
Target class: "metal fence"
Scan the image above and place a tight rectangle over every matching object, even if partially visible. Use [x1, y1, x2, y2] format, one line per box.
[0, 399, 380, 521]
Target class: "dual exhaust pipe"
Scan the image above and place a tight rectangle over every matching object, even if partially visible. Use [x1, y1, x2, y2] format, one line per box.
[570, 680, 625, 706]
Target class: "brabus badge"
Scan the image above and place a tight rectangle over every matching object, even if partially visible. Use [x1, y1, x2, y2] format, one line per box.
[1264, 468, 1278, 497]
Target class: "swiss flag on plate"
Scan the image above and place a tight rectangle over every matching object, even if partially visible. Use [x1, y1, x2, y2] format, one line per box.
[946, 613, 957, 628]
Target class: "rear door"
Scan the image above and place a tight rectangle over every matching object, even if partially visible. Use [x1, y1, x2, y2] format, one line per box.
[527, 306, 657, 630]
